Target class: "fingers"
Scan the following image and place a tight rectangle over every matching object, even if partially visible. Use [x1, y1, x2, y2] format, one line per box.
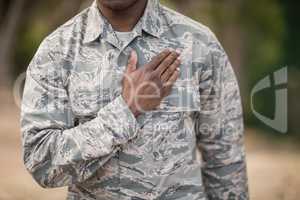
[167, 68, 180, 84]
[126, 50, 138, 73]
[160, 56, 181, 82]
[154, 51, 180, 76]
[168, 68, 180, 84]
[146, 49, 171, 70]
[162, 68, 180, 97]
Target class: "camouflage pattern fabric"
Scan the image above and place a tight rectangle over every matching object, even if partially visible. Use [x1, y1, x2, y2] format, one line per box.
[20, 0, 249, 199]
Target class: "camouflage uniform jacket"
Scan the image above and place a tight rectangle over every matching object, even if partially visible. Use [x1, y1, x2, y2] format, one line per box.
[20, 0, 249, 199]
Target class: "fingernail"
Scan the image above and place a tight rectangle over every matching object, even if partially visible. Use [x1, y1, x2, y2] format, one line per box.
[175, 48, 182, 54]
[162, 49, 169, 54]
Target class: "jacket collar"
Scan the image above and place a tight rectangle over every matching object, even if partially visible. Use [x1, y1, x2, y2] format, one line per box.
[83, 0, 162, 44]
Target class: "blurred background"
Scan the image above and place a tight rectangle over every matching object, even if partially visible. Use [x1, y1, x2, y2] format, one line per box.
[0, 0, 299, 199]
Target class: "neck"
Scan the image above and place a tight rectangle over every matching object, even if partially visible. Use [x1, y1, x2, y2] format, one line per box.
[98, 0, 148, 32]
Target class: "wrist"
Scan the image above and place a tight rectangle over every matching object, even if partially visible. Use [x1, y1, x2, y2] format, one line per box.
[129, 105, 141, 117]
[121, 93, 140, 117]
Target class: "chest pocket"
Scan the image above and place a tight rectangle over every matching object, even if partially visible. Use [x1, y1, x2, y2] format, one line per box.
[158, 80, 201, 112]
[155, 52, 202, 113]
[68, 60, 124, 120]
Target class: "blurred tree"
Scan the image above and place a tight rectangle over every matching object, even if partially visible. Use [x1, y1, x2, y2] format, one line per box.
[0, 0, 90, 87]
[279, 0, 300, 134]
[279, 0, 300, 69]
[0, 0, 298, 135]
[12, 0, 92, 77]
[0, 0, 27, 87]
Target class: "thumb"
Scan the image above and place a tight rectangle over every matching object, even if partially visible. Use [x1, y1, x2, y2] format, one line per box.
[126, 50, 138, 73]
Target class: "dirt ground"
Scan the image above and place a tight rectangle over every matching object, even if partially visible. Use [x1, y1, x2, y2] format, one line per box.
[0, 89, 299, 200]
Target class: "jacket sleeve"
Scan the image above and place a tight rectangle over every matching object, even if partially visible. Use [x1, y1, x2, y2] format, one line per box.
[193, 32, 249, 199]
[20, 39, 140, 188]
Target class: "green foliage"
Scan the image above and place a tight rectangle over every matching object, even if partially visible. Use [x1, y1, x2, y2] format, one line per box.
[242, 0, 285, 82]
[6, 0, 299, 135]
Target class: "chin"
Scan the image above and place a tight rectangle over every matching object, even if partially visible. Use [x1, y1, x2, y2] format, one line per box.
[98, 0, 139, 10]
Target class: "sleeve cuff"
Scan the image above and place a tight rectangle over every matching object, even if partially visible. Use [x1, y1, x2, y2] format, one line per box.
[97, 95, 140, 145]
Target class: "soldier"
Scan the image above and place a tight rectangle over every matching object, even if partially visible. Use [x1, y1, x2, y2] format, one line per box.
[20, 0, 249, 199]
